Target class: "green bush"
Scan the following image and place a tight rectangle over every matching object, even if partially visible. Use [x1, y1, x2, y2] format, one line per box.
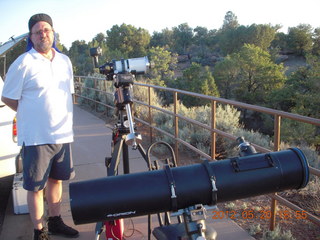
[249, 224, 262, 236]
[281, 119, 319, 147]
[144, 99, 277, 159]
[279, 142, 320, 169]
[262, 225, 295, 240]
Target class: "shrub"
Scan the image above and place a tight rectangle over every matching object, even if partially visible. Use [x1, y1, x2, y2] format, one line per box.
[262, 225, 295, 240]
[249, 224, 262, 236]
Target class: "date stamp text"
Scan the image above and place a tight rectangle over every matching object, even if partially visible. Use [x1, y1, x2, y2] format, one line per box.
[212, 209, 307, 220]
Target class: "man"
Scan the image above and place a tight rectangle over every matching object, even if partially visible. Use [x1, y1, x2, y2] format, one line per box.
[1, 13, 79, 240]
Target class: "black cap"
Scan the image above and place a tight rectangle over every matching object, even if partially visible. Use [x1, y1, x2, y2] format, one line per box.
[28, 13, 53, 31]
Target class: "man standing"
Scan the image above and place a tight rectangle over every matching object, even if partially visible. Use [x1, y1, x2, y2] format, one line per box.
[1, 13, 79, 240]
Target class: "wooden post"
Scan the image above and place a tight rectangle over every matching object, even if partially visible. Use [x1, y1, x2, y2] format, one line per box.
[148, 86, 153, 143]
[211, 100, 217, 160]
[173, 92, 179, 164]
[270, 115, 281, 230]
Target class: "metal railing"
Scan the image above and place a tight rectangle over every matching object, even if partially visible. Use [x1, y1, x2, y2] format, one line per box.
[73, 75, 320, 230]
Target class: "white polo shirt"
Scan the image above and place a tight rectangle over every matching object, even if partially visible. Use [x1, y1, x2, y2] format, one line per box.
[2, 48, 74, 146]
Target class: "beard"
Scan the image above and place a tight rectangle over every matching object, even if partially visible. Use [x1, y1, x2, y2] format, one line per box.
[34, 38, 53, 53]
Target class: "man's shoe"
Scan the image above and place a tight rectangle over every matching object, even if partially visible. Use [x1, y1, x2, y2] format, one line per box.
[48, 215, 79, 238]
[33, 228, 50, 240]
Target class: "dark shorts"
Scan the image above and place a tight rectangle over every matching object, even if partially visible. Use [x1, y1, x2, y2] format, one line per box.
[22, 143, 75, 191]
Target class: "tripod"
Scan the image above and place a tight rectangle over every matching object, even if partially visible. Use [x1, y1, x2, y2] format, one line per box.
[88, 51, 217, 240]
[95, 72, 153, 240]
[105, 97, 146, 177]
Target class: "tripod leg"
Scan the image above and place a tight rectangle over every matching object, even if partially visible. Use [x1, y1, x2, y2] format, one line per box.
[122, 142, 129, 174]
[137, 143, 148, 163]
[94, 222, 104, 240]
[107, 137, 125, 176]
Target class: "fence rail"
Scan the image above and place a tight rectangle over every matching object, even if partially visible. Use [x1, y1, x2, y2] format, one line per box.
[74, 75, 320, 230]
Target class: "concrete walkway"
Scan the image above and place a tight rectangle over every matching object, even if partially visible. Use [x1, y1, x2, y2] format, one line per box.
[0, 104, 254, 240]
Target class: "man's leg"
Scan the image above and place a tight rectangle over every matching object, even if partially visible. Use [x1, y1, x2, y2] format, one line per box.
[45, 144, 78, 238]
[46, 177, 79, 238]
[27, 190, 45, 230]
[46, 178, 62, 217]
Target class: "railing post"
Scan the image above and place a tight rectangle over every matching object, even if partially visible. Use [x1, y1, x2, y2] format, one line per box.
[148, 86, 153, 143]
[78, 76, 82, 103]
[274, 115, 281, 151]
[103, 79, 107, 116]
[270, 114, 281, 230]
[173, 91, 179, 164]
[94, 78, 97, 112]
[211, 100, 217, 160]
[73, 77, 78, 104]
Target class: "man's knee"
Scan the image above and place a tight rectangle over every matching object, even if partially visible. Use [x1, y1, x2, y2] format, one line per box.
[48, 178, 62, 184]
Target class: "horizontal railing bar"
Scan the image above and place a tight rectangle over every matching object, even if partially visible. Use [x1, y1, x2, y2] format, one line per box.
[74, 93, 115, 110]
[270, 194, 320, 225]
[309, 167, 320, 177]
[134, 118, 175, 140]
[134, 117, 212, 161]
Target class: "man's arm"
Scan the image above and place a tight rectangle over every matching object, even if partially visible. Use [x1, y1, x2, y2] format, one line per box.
[1, 96, 18, 112]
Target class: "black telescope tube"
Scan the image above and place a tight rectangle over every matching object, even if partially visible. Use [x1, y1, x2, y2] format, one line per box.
[69, 148, 309, 225]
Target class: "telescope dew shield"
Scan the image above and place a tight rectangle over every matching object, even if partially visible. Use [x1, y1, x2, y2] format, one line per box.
[114, 56, 150, 74]
[69, 148, 309, 225]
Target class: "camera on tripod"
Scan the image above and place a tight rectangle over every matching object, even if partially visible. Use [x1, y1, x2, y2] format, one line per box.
[89, 47, 151, 81]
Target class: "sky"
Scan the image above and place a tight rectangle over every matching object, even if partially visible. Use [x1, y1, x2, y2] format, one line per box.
[0, 0, 319, 49]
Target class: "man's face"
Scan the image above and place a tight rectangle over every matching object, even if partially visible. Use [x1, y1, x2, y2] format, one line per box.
[30, 21, 54, 54]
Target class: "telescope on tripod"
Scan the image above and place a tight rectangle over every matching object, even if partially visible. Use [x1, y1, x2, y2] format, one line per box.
[88, 47, 156, 239]
[90, 47, 151, 150]
[90, 47, 152, 176]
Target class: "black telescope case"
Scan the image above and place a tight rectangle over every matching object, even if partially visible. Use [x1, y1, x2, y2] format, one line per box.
[69, 148, 309, 225]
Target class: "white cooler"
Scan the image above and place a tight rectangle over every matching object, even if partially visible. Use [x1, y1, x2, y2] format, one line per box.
[12, 173, 29, 214]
